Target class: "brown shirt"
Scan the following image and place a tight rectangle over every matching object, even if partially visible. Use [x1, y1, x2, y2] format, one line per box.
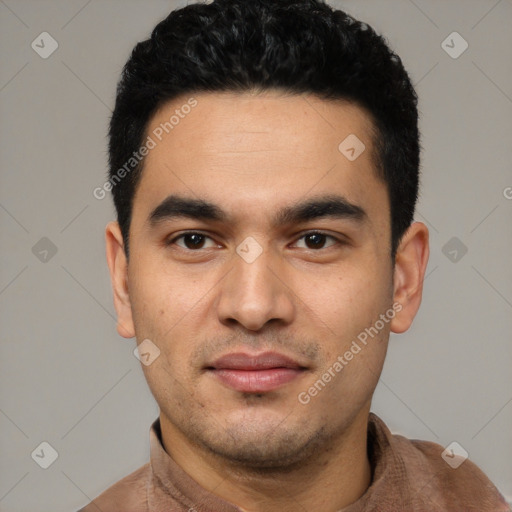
[78, 413, 510, 512]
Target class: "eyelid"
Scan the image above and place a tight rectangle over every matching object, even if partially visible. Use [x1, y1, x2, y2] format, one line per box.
[166, 230, 344, 250]
[166, 231, 220, 249]
[293, 231, 341, 249]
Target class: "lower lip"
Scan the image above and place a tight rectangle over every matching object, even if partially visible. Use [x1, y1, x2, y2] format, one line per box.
[210, 368, 303, 393]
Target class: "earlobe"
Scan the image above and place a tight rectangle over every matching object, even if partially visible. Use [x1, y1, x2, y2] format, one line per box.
[105, 221, 136, 339]
[390, 222, 429, 334]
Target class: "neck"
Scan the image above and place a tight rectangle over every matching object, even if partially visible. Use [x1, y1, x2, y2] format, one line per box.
[160, 408, 372, 512]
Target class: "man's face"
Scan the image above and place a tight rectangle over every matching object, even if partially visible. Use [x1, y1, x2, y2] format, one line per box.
[114, 91, 399, 467]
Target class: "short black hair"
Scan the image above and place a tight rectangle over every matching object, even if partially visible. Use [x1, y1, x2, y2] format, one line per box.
[108, 0, 420, 260]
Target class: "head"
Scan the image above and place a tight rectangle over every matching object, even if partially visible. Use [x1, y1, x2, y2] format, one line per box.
[105, 0, 429, 470]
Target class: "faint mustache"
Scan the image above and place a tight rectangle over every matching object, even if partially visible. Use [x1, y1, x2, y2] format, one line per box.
[191, 331, 320, 368]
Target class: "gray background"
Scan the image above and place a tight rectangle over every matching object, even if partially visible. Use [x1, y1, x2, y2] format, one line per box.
[1, 0, 511, 510]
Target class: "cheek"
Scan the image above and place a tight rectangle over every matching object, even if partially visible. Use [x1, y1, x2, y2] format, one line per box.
[129, 260, 197, 331]
[129, 264, 211, 368]
[303, 266, 389, 331]
[296, 268, 393, 392]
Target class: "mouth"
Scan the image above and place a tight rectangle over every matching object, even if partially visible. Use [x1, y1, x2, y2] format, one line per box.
[206, 351, 308, 393]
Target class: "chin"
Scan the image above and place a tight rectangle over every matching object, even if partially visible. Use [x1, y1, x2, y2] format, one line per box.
[195, 417, 330, 471]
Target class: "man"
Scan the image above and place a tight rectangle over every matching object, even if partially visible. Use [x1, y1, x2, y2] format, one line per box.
[80, 0, 509, 510]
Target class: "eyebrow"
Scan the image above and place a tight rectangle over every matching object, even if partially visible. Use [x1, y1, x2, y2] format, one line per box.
[147, 194, 367, 228]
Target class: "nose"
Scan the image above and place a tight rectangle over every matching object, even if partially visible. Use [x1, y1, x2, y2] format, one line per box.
[216, 241, 296, 331]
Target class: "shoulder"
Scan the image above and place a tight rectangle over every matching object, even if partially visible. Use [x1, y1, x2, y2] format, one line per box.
[392, 432, 510, 511]
[76, 463, 150, 512]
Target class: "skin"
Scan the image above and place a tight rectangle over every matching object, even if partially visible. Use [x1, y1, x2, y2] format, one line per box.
[105, 90, 429, 512]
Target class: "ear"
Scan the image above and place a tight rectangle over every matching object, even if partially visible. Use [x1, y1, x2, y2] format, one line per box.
[105, 221, 135, 339]
[390, 222, 429, 333]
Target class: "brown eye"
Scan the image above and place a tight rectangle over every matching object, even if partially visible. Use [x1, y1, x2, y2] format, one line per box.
[181, 233, 206, 249]
[294, 232, 338, 250]
[167, 232, 218, 250]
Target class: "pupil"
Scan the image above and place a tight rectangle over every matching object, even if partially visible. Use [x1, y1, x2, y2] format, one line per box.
[306, 233, 325, 249]
[186, 234, 204, 249]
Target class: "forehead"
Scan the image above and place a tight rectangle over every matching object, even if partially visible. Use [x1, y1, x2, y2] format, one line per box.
[132, 91, 388, 232]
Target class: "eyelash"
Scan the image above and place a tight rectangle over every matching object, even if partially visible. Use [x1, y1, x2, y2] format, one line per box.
[165, 231, 342, 251]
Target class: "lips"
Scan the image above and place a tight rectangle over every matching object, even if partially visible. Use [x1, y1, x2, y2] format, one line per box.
[207, 351, 306, 393]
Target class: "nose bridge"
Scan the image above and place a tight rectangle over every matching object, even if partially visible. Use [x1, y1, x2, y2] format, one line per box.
[236, 242, 277, 296]
[216, 238, 295, 330]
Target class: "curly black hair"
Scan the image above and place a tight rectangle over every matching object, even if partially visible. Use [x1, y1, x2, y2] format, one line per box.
[106, 0, 420, 260]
